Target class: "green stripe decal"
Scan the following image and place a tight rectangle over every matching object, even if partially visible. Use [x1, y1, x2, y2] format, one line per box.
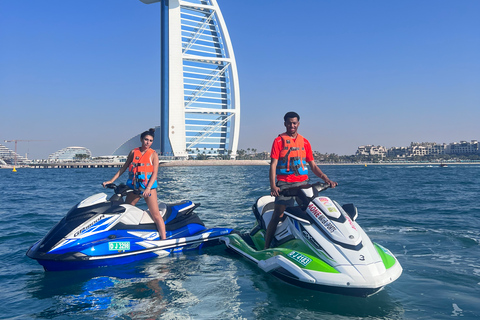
[225, 233, 339, 273]
[374, 243, 397, 269]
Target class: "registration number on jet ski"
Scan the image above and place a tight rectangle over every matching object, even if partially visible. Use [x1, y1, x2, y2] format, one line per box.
[288, 251, 312, 267]
[108, 241, 130, 251]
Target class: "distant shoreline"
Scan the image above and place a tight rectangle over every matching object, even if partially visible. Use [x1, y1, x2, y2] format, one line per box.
[158, 160, 478, 167]
[1, 159, 478, 170]
[159, 159, 269, 167]
[160, 160, 478, 167]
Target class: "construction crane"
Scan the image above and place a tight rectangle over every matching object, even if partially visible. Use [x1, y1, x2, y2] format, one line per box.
[3, 139, 47, 171]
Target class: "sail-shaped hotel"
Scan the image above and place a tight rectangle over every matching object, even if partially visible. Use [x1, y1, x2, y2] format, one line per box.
[114, 0, 240, 159]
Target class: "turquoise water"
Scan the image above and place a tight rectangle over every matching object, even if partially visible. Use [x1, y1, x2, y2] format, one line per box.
[0, 164, 479, 319]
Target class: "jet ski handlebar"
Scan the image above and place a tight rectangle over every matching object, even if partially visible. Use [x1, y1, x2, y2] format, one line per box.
[313, 182, 331, 192]
[280, 181, 330, 196]
[104, 183, 142, 198]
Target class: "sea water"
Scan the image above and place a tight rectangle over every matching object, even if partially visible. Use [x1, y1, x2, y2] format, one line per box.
[0, 164, 479, 319]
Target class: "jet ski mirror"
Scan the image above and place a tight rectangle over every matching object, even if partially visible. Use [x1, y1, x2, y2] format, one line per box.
[341, 203, 358, 221]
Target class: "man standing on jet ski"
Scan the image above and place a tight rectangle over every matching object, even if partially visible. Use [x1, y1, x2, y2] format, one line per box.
[264, 112, 337, 249]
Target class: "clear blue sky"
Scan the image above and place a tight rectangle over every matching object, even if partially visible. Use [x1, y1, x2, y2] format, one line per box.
[1, 0, 479, 159]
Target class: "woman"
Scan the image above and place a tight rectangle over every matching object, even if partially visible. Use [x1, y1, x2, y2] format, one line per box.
[103, 128, 166, 240]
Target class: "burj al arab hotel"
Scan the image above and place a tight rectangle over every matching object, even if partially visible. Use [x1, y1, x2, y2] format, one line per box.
[114, 0, 240, 159]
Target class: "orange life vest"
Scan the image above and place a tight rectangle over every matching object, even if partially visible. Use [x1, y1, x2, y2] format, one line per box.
[276, 133, 308, 176]
[128, 148, 157, 189]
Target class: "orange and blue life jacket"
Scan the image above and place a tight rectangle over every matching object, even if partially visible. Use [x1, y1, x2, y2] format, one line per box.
[276, 133, 308, 176]
[127, 148, 158, 190]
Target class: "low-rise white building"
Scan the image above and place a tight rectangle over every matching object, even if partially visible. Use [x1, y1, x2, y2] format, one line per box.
[0, 143, 29, 165]
[448, 140, 479, 154]
[358, 140, 478, 158]
[356, 145, 387, 158]
[49, 147, 92, 162]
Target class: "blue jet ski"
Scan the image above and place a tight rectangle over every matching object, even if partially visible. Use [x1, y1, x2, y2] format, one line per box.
[27, 184, 233, 271]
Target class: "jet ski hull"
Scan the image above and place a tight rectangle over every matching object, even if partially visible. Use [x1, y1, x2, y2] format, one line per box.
[28, 228, 230, 271]
[223, 232, 401, 297]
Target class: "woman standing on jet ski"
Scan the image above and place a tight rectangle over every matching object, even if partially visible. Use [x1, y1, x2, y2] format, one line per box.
[103, 128, 167, 240]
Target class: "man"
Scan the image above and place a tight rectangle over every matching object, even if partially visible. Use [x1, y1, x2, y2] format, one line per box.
[264, 111, 337, 249]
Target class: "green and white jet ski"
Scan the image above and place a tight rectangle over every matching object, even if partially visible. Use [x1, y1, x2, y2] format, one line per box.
[221, 182, 402, 297]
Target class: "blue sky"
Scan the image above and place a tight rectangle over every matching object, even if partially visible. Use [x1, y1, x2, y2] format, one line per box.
[1, 0, 479, 159]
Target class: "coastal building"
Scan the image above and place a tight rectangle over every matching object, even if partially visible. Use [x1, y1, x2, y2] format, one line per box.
[114, 0, 241, 159]
[361, 140, 479, 159]
[409, 145, 428, 157]
[94, 155, 128, 163]
[387, 147, 408, 158]
[48, 147, 92, 162]
[356, 145, 387, 158]
[408, 142, 447, 156]
[426, 143, 447, 155]
[448, 140, 479, 155]
[0, 143, 29, 165]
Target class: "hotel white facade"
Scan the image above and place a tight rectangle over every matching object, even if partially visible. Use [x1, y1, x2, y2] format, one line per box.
[127, 0, 241, 159]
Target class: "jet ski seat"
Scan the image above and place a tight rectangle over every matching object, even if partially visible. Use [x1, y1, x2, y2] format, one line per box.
[139, 202, 167, 224]
[258, 202, 295, 246]
[251, 195, 296, 246]
[252, 195, 275, 230]
[119, 202, 168, 225]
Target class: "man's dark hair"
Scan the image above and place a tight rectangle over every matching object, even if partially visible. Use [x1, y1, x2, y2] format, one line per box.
[284, 111, 300, 122]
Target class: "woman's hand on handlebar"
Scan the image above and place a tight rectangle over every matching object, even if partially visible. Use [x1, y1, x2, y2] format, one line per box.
[102, 181, 113, 188]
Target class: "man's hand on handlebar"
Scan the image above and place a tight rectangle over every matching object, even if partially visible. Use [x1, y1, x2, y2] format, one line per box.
[325, 179, 338, 188]
[270, 185, 281, 197]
